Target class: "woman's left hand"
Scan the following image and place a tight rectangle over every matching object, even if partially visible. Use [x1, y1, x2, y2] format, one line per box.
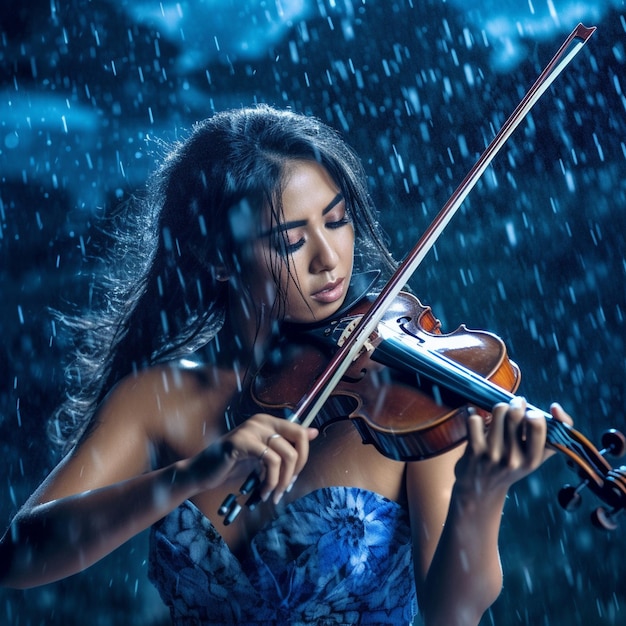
[454, 397, 574, 499]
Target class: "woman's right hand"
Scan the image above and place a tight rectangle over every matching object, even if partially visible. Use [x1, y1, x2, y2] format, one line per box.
[184, 414, 319, 505]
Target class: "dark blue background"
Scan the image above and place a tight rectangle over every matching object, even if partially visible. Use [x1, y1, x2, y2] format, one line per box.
[1, 1, 625, 623]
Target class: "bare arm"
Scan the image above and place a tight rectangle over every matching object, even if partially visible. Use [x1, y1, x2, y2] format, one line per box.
[0, 367, 317, 589]
[408, 399, 572, 626]
[0, 444, 226, 588]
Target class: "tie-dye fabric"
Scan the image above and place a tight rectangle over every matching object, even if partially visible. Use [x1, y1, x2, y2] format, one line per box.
[148, 486, 417, 625]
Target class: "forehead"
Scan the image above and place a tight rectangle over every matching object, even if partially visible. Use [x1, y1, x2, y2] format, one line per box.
[274, 160, 341, 220]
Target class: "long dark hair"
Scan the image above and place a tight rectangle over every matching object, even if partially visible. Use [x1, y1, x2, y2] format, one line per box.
[50, 105, 396, 452]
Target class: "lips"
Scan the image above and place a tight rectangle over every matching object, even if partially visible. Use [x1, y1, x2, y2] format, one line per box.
[311, 278, 345, 304]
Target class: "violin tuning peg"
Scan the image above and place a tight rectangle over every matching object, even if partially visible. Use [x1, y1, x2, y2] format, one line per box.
[590, 506, 620, 531]
[600, 428, 626, 458]
[558, 484, 584, 511]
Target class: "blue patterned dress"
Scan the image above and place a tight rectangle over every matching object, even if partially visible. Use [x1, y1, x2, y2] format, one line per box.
[148, 486, 417, 625]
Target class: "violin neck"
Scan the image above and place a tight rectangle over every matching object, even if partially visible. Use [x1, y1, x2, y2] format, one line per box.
[373, 326, 617, 491]
[373, 330, 561, 441]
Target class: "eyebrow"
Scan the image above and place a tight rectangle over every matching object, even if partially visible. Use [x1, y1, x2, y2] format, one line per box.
[259, 193, 344, 238]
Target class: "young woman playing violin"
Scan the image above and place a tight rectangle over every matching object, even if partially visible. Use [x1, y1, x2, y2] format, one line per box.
[0, 105, 572, 625]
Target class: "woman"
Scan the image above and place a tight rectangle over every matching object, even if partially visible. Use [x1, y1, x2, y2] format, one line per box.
[0, 105, 571, 625]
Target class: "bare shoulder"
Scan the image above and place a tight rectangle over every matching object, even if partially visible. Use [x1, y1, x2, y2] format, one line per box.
[103, 362, 238, 458]
[28, 363, 237, 505]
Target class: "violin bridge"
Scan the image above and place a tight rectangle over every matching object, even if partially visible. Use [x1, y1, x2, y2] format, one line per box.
[335, 316, 374, 359]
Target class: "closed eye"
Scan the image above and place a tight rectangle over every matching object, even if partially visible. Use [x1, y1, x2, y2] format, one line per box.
[274, 234, 304, 256]
[326, 216, 351, 229]
[282, 239, 305, 254]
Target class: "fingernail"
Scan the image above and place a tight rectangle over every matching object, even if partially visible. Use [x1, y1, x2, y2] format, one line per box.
[273, 490, 284, 505]
[511, 396, 525, 408]
[286, 475, 298, 493]
[261, 491, 271, 502]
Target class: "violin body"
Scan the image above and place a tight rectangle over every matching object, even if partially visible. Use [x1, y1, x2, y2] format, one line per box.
[244, 291, 521, 461]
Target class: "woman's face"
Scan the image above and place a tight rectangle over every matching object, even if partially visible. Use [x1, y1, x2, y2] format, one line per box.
[243, 160, 355, 325]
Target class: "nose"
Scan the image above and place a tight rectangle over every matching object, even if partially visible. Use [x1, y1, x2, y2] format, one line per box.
[309, 231, 339, 274]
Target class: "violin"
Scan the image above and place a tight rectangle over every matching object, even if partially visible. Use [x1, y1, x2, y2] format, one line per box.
[218, 23, 626, 528]
[244, 287, 626, 531]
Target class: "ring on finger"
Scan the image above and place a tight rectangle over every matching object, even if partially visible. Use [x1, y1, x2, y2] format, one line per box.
[258, 447, 269, 461]
[267, 433, 282, 444]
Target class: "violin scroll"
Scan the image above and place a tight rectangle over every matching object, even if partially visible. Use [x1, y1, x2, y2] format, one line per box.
[555, 426, 626, 530]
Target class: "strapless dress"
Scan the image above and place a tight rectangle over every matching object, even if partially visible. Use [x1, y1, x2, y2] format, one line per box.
[148, 486, 417, 625]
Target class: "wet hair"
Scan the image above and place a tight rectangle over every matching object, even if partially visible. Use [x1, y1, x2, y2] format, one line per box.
[49, 105, 396, 451]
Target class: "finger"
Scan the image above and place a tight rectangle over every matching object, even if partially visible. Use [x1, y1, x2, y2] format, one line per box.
[264, 434, 299, 502]
[259, 422, 318, 504]
[504, 397, 528, 461]
[273, 422, 319, 477]
[256, 445, 283, 502]
[486, 401, 510, 461]
[535, 403, 573, 462]
[466, 409, 488, 456]
[521, 410, 547, 470]
[550, 402, 574, 427]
